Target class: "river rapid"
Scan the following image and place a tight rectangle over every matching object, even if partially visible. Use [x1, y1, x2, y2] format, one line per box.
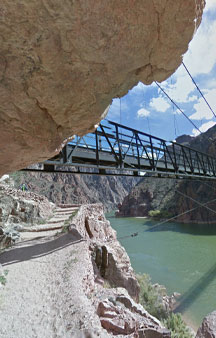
[106, 213, 216, 330]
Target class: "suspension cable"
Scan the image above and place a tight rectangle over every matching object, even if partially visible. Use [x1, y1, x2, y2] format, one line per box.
[155, 81, 202, 135]
[115, 194, 216, 241]
[175, 190, 216, 215]
[142, 84, 152, 134]
[182, 62, 216, 119]
[147, 116, 151, 135]
[171, 77, 177, 139]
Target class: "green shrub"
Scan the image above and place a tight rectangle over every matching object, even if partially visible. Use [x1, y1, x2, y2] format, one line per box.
[137, 274, 192, 338]
[136, 273, 167, 320]
[148, 210, 161, 218]
[148, 209, 173, 219]
[162, 313, 193, 338]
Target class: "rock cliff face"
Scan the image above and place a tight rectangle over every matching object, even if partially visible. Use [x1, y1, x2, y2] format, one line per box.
[117, 124, 216, 224]
[116, 178, 177, 217]
[196, 311, 216, 338]
[11, 170, 140, 211]
[56, 203, 172, 336]
[0, 182, 54, 228]
[0, 0, 205, 176]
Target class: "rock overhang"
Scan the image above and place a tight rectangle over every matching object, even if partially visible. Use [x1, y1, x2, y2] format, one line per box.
[0, 0, 205, 175]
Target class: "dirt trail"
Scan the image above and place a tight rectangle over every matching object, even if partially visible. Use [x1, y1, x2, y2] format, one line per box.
[0, 205, 103, 338]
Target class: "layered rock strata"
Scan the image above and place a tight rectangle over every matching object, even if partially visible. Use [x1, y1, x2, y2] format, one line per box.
[10, 170, 140, 211]
[0, 0, 205, 175]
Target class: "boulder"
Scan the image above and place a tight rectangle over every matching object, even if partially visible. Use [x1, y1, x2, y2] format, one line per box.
[196, 311, 216, 338]
[97, 288, 171, 337]
[0, 183, 55, 227]
[0, 226, 20, 249]
[0, 0, 205, 175]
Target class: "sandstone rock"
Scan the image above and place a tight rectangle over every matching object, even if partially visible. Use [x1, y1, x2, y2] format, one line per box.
[73, 204, 140, 301]
[74, 330, 109, 338]
[103, 243, 140, 302]
[196, 311, 216, 338]
[72, 203, 140, 301]
[0, 183, 55, 228]
[139, 328, 171, 338]
[0, 0, 205, 175]
[96, 289, 171, 337]
[0, 226, 20, 249]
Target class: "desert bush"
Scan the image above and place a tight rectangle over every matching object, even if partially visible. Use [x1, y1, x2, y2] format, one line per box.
[148, 209, 173, 219]
[162, 313, 193, 338]
[148, 209, 161, 218]
[137, 274, 191, 338]
[136, 273, 167, 320]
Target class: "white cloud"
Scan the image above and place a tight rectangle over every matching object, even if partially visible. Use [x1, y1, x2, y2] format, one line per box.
[205, 0, 216, 12]
[183, 16, 216, 76]
[188, 95, 198, 102]
[205, 78, 216, 90]
[192, 120, 216, 136]
[107, 98, 128, 119]
[130, 81, 146, 95]
[189, 88, 216, 120]
[149, 97, 170, 112]
[162, 74, 196, 103]
[137, 108, 150, 118]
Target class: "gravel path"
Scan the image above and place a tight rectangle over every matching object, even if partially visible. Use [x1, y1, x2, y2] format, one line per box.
[0, 206, 105, 338]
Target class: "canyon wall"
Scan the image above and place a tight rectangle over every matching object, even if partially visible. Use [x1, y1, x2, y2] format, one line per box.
[10, 171, 140, 211]
[0, 0, 205, 175]
[117, 125, 216, 224]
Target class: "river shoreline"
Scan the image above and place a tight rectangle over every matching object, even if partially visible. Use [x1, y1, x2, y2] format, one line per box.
[182, 314, 198, 333]
[107, 213, 216, 332]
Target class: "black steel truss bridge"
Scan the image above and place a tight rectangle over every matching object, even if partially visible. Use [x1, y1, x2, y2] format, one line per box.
[23, 120, 216, 181]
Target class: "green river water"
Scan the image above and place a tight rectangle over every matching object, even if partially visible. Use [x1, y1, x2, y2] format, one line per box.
[106, 213, 216, 329]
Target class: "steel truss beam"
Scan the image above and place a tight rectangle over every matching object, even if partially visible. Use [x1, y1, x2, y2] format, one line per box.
[21, 120, 216, 180]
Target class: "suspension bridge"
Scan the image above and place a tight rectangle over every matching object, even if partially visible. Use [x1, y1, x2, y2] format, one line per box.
[23, 119, 216, 181]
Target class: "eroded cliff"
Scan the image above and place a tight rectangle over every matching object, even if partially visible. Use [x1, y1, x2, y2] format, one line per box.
[117, 124, 216, 224]
[0, 0, 205, 175]
[10, 170, 140, 211]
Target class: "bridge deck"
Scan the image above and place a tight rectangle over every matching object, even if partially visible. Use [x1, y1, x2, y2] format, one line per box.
[22, 120, 216, 180]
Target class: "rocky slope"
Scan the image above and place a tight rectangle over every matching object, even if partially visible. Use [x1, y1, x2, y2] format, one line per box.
[117, 124, 216, 224]
[0, 177, 55, 248]
[0, 181, 54, 227]
[0, 177, 211, 336]
[0, 197, 171, 337]
[10, 170, 140, 211]
[0, 0, 205, 176]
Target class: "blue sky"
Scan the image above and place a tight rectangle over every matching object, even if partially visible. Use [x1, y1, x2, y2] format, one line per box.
[106, 0, 216, 141]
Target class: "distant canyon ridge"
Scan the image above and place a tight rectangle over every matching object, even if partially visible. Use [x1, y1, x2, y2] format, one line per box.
[117, 125, 216, 224]
[0, 0, 205, 175]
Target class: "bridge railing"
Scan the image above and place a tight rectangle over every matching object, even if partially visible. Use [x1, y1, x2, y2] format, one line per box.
[53, 120, 216, 177]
